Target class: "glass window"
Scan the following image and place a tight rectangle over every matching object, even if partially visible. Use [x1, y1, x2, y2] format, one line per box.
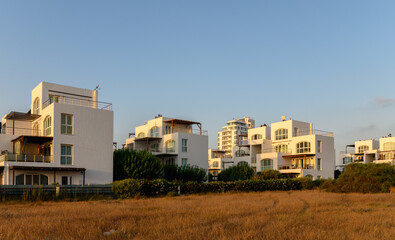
[61, 145, 73, 165]
[165, 158, 175, 165]
[237, 161, 248, 166]
[182, 158, 188, 166]
[33, 98, 40, 114]
[236, 150, 245, 157]
[251, 134, 262, 140]
[33, 123, 40, 136]
[343, 157, 353, 164]
[61, 114, 73, 135]
[26, 175, 32, 185]
[150, 143, 160, 152]
[383, 142, 395, 151]
[182, 139, 188, 152]
[294, 127, 299, 137]
[40, 175, 49, 185]
[213, 161, 219, 168]
[150, 127, 159, 137]
[261, 159, 273, 171]
[166, 140, 175, 153]
[317, 158, 322, 171]
[165, 126, 172, 134]
[44, 116, 52, 136]
[16, 174, 24, 185]
[317, 140, 322, 153]
[137, 132, 145, 138]
[296, 142, 311, 153]
[275, 144, 288, 153]
[275, 129, 288, 140]
[383, 153, 395, 160]
[62, 176, 68, 185]
[358, 145, 369, 153]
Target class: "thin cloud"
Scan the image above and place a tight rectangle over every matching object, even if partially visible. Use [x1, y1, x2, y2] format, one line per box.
[374, 97, 394, 108]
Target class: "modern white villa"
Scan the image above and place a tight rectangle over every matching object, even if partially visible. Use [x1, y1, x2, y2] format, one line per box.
[217, 117, 255, 157]
[209, 116, 335, 179]
[0, 82, 114, 185]
[338, 135, 395, 171]
[125, 115, 208, 170]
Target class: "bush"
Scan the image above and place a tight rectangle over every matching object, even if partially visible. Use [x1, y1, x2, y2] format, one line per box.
[112, 179, 178, 198]
[320, 163, 395, 193]
[217, 165, 254, 182]
[163, 164, 207, 183]
[254, 170, 282, 180]
[112, 179, 140, 199]
[124, 150, 162, 180]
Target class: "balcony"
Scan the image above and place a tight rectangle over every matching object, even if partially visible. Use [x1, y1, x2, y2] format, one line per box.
[42, 95, 112, 111]
[0, 153, 53, 163]
[1, 127, 42, 136]
[279, 164, 315, 170]
[294, 129, 333, 137]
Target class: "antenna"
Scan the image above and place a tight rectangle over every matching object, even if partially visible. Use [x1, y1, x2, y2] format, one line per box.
[94, 84, 101, 91]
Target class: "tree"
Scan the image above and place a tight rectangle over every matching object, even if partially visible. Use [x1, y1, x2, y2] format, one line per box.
[217, 165, 254, 182]
[254, 169, 282, 180]
[162, 164, 207, 183]
[124, 150, 162, 180]
[113, 149, 129, 181]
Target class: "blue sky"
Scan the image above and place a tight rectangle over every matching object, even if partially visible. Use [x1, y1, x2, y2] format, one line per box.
[1, 1, 395, 153]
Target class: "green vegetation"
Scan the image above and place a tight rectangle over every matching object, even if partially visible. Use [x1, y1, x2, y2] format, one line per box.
[253, 169, 282, 180]
[217, 165, 254, 182]
[163, 164, 207, 183]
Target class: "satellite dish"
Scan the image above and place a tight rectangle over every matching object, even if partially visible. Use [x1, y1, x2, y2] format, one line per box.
[281, 115, 286, 121]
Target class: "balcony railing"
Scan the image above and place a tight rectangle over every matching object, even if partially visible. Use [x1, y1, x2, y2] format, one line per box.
[42, 95, 112, 111]
[162, 128, 208, 136]
[0, 127, 42, 136]
[0, 153, 53, 163]
[294, 129, 334, 137]
[279, 164, 315, 170]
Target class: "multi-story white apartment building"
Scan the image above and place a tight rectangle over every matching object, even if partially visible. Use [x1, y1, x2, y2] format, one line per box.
[338, 135, 395, 171]
[208, 149, 233, 177]
[0, 82, 114, 185]
[125, 115, 208, 170]
[217, 117, 255, 157]
[229, 117, 335, 179]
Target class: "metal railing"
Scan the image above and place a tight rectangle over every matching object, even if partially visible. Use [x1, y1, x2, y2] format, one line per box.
[294, 129, 334, 137]
[162, 128, 208, 136]
[0, 153, 53, 163]
[279, 164, 315, 170]
[262, 147, 293, 154]
[42, 95, 112, 111]
[0, 127, 42, 136]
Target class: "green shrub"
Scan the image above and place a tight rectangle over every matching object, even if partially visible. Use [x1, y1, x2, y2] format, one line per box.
[217, 165, 254, 182]
[254, 170, 282, 180]
[112, 179, 178, 198]
[297, 177, 315, 190]
[320, 163, 395, 193]
[124, 150, 162, 180]
[163, 164, 207, 183]
[112, 179, 141, 199]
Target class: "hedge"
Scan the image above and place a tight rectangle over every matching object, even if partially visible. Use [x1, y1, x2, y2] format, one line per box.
[112, 179, 178, 199]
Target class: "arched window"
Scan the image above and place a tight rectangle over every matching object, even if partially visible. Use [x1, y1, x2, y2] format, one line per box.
[213, 161, 219, 168]
[251, 134, 262, 140]
[383, 142, 395, 151]
[237, 161, 248, 166]
[33, 98, 40, 114]
[44, 116, 52, 136]
[296, 142, 311, 153]
[137, 132, 145, 138]
[358, 145, 369, 153]
[236, 150, 246, 157]
[33, 123, 40, 136]
[275, 144, 288, 153]
[166, 140, 175, 153]
[150, 126, 159, 137]
[261, 159, 273, 171]
[275, 129, 288, 140]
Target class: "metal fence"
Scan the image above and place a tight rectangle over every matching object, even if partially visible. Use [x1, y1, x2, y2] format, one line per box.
[0, 185, 113, 197]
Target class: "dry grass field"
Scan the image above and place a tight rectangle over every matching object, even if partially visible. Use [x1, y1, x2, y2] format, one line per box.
[0, 191, 394, 240]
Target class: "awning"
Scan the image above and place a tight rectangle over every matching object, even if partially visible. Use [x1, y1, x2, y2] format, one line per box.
[5, 111, 41, 122]
[12, 136, 53, 144]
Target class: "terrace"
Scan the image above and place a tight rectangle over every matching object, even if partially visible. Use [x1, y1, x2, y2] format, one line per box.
[42, 95, 112, 110]
[0, 153, 52, 163]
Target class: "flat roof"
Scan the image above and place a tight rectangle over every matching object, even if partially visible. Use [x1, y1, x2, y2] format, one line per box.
[163, 119, 201, 126]
[5, 112, 41, 122]
[9, 166, 86, 172]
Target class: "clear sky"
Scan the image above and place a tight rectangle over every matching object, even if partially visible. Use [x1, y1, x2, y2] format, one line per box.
[1, 1, 395, 155]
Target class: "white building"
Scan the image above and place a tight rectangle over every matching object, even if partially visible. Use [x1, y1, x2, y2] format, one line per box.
[217, 117, 255, 157]
[217, 117, 335, 179]
[208, 149, 233, 178]
[338, 135, 395, 171]
[125, 115, 208, 170]
[0, 82, 114, 185]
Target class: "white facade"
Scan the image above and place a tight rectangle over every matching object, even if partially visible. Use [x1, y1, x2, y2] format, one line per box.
[208, 149, 233, 177]
[338, 135, 395, 171]
[216, 117, 335, 179]
[125, 116, 208, 170]
[217, 117, 255, 157]
[0, 82, 114, 185]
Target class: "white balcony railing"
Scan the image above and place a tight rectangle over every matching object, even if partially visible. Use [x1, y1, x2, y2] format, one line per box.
[42, 95, 112, 111]
[0, 153, 53, 163]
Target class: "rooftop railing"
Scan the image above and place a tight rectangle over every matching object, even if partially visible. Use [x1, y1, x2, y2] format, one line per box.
[0, 153, 53, 163]
[42, 95, 112, 111]
[294, 129, 334, 137]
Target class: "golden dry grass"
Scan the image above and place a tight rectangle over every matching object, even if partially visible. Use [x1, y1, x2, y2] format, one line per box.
[0, 191, 394, 240]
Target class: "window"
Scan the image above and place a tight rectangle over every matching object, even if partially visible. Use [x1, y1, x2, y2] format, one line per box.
[358, 145, 369, 153]
[150, 126, 159, 137]
[261, 159, 273, 171]
[236, 150, 246, 157]
[16, 174, 24, 185]
[165, 158, 175, 165]
[275, 144, 288, 153]
[166, 140, 175, 153]
[49, 95, 61, 104]
[137, 132, 145, 138]
[182, 139, 188, 152]
[33, 123, 40, 136]
[181, 158, 188, 166]
[237, 161, 248, 166]
[383, 153, 395, 160]
[296, 142, 311, 153]
[343, 157, 353, 164]
[275, 129, 288, 140]
[62, 176, 68, 185]
[33, 98, 40, 114]
[165, 125, 172, 134]
[61, 145, 72, 165]
[213, 161, 219, 168]
[317, 140, 322, 153]
[150, 143, 160, 152]
[251, 134, 262, 140]
[44, 116, 52, 136]
[61, 114, 73, 135]
[294, 127, 299, 137]
[383, 142, 395, 151]
[317, 158, 322, 171]
[40, 175, 49, 185]
[15, 174, 48, 185]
